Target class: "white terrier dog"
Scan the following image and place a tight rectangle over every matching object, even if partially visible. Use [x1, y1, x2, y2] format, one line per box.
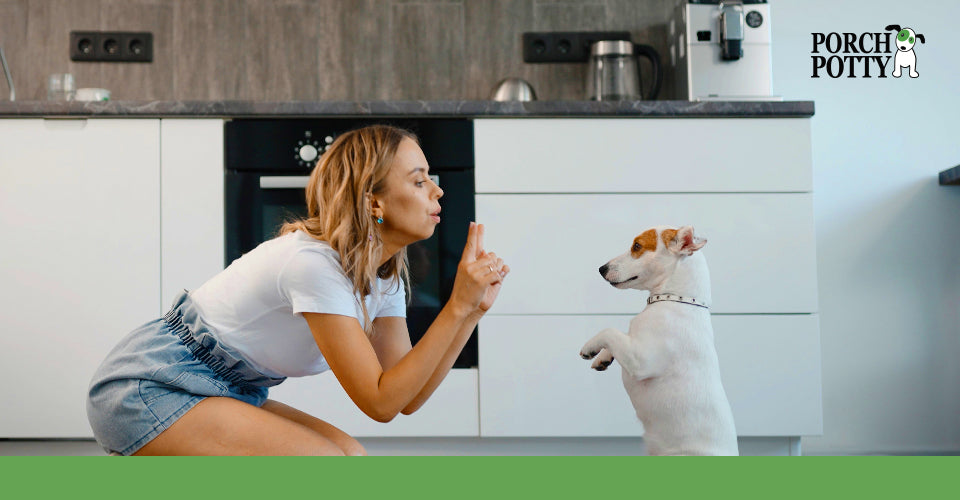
[580, 225, 738, 456]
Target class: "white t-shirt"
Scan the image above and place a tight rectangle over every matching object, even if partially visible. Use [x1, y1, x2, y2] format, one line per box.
[188, 230, 406, 378]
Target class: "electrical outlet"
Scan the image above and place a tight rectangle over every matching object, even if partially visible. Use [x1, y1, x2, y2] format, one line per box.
[70, 31, 153, 62]
[522, 31, 631, 63]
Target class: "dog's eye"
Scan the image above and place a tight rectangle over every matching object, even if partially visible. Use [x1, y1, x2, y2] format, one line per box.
[632, 242, 641, 252]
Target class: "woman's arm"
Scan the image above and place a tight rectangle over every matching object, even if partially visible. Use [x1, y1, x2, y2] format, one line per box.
[304, 222, 502, 423]
[400, 311, 480, 414]
[366, 313, 481, 415]
[304, 303, 471, 422]
[374, 228, 510, 414]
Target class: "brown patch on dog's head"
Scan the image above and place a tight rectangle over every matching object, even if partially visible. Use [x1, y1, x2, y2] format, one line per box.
[631, 229, 659, 258]
[660, 228, 678, 250]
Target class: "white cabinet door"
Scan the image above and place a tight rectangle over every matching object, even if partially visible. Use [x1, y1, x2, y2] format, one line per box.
[268, 369, 479, 437]
[475, 118, 812, 193]
[477, 193, 819, 314]
[478, 315, 822, 437]
[160, 119, 225, 308]
[0, 119, 161, 438]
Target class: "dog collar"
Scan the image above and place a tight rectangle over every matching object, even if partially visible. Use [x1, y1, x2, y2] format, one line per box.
[647, 293, 709, 309]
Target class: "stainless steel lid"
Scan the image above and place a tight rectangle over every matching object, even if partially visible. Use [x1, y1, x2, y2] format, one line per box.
[590, 40, 633, 57]
[489, 77, 537, 101]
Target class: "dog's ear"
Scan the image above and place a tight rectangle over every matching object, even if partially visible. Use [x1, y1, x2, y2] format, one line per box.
[667, 226, 707, 256]
[885, 24, 901, 32]
[916, 34, 925, 43]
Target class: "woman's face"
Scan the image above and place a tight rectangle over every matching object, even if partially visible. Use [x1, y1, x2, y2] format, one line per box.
[374, 137, 444, 248]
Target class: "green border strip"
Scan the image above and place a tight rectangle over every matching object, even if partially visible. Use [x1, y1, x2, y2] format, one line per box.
[1, 456, 956, 498]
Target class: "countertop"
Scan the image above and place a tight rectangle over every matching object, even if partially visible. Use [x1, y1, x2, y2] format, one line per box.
[939, 165, 960, 186]
[0, 100, 814, 118]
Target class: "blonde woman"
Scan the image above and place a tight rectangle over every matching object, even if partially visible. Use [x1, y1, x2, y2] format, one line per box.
[87, 125, 509, 455]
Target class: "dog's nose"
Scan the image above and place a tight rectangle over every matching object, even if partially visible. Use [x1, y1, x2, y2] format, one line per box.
[599, 264, 608, 277]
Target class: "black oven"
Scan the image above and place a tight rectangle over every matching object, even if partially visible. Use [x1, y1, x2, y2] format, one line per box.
[224, 118, 476, 368]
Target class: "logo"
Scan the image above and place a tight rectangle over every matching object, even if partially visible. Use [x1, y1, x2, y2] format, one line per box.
[811, 24, 925, 78]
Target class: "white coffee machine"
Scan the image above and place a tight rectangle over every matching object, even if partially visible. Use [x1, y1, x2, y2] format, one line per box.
[669, 0, 777, 101]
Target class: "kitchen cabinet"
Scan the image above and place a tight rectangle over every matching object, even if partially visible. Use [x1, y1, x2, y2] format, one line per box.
[475, 118, 811, 193]
[475, 118, 822, 449]
[160, 119, 225, 308]
[0, 115, 820, 451]
[0, 119, 161, 437]
[476, 193, 818, 314]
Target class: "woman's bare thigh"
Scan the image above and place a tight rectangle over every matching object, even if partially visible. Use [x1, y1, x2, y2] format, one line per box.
[134, 396, 345, 456]
[261, 399, 366, 456]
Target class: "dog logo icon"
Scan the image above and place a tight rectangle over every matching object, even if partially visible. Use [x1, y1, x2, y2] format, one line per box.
[885, 24, 925, 78]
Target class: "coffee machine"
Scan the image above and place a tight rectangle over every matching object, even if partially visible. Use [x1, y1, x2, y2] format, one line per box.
[669, 0, 777, 101]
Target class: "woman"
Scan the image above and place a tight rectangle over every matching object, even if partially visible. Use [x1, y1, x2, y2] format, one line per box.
[86, 125, 509, 455]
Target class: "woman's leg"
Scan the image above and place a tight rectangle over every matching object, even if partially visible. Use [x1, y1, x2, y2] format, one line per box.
[260, 399, 367, 456]
[133, 396, 345, 456]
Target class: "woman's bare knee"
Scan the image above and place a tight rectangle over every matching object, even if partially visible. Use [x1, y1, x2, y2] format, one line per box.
[260, 399, 366, 456]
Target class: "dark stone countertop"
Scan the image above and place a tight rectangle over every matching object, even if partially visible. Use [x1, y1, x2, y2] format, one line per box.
[0, 99, 814, 118]
[940, 165, 960, 186]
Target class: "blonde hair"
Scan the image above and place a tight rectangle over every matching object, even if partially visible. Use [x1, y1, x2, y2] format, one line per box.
[279, 124, 417, 333]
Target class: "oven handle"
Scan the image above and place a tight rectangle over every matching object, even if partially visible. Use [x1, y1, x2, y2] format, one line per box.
[259, 176, 310, 189]
[259, 175, 440, 189]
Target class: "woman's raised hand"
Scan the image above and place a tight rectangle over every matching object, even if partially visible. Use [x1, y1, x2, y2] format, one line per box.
[448, 222, 509, 318]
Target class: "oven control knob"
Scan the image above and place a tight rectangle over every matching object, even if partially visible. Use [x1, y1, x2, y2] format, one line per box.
[298, 144, 319, 163]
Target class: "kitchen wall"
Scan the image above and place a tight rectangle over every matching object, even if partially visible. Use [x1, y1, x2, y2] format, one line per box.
[0, 0, 675, 101]
[774, 0, 960, 454]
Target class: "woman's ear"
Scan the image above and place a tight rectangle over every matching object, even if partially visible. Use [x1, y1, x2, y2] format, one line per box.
[367, 192, 383, 217]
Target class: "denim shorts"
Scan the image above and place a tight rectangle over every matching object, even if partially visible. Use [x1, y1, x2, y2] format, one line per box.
[86, 290, 286, 455]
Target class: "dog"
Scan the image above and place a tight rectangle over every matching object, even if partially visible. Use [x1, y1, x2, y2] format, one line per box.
[580, 225, 738, 456]
[886, 24, 924, 78]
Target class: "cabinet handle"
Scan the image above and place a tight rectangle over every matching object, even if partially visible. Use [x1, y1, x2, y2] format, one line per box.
[42, 118, 88, 130]
[259, 176, 309, 189]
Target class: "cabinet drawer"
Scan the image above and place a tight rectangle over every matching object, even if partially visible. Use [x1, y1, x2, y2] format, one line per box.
[475, 119, 812, 193]
[477, 193, 818, 314]
[268, 368, 479, 437]
[478, 315, 822, 437]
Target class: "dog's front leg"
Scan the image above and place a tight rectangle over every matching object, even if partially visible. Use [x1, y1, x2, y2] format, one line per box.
[581, 328, 630, 372]
[581, 328, 659, 379]
[590, 348, 615, 371]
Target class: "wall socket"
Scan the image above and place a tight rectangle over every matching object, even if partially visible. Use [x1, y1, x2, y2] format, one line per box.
[522, 31, 631, 63]
[70, 31, 153, 62]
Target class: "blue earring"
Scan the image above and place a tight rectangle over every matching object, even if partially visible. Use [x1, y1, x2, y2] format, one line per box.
[376, 216, 383, 224]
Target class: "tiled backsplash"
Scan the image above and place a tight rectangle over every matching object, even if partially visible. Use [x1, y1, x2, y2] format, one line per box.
[0, 0, 677, 101]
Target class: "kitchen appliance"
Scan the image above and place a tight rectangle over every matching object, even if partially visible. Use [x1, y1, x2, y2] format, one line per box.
[670, 0, 777, 100]
[586, 40, 662, 100]
[490, 77, 537, 101]
[224, 118, 477, 368]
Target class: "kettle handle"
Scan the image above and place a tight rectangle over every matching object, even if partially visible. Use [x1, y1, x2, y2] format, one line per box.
[633, 44, 662, 100]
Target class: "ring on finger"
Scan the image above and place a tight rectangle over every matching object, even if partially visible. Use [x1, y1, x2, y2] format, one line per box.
[488, 265, 495, 273]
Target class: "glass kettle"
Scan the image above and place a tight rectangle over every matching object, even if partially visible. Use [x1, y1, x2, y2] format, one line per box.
[586, 40, 662, 101]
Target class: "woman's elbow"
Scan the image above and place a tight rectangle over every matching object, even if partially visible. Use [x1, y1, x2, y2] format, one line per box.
[372, 411, 397, 423]
[363, 403, 400, 423]
[400, 400, 423, 415]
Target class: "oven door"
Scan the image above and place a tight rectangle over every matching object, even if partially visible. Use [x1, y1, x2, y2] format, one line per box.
[225, 169, 477, 368]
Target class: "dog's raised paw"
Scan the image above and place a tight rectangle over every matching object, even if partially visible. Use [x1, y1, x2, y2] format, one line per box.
[580, 351, 597, 360]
